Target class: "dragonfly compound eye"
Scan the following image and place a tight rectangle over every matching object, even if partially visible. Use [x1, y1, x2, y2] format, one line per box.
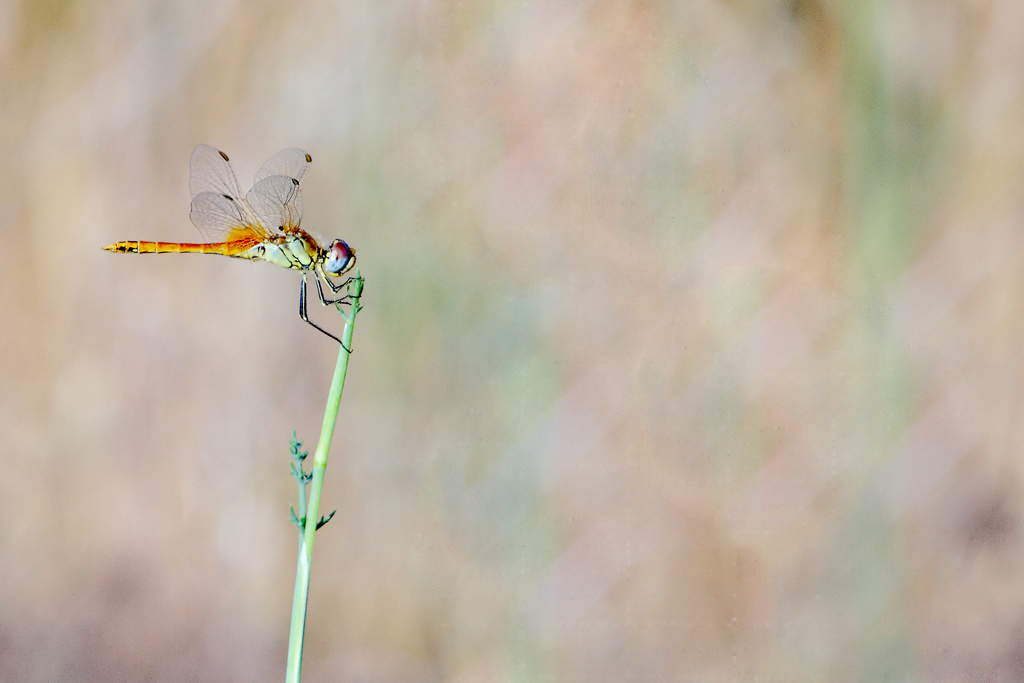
[324, 239, 354, 275]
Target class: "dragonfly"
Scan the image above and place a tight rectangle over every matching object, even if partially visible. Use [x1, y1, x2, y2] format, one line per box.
[104, 145, 357, 348]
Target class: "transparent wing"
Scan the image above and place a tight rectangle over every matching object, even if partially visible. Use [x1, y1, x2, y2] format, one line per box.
[254, 148, 311, 185]
[190, 191, 271, 242]
[190, 144, 243, 200]
[246, 175, 303, 233]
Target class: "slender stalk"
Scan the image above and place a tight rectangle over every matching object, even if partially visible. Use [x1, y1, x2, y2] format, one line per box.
[285, 272, 363, 683]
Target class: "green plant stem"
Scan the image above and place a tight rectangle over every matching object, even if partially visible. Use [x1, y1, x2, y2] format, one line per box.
[285, 272, 363, 683]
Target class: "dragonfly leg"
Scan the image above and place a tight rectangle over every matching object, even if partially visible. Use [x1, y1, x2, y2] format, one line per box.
[300, 274, 352, 352]
[315, 275, 353, 306]
[324, 274, 354, 294]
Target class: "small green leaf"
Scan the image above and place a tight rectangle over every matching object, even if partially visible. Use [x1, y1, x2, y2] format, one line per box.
[315, 510, 337, 530]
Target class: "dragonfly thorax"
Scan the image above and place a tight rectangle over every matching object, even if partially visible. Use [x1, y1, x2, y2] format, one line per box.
[238, 232, 319, 271]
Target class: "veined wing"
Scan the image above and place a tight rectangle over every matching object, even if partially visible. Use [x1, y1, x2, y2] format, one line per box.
[254, 148, 311, 185]
[190, 144, 243, 199]
[189, 193, 269, 252]
[248, 149, 311, 233]
[188, 144, 271, 243]
[247, 175, 303, 233]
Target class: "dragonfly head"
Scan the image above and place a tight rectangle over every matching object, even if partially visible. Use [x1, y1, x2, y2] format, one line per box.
[324, 239, 356, 276]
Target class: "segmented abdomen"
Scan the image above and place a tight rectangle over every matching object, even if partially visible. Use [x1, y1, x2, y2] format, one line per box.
[103, 241, 242, 256]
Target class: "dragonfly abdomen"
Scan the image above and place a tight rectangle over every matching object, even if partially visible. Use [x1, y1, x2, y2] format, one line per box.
[103, 241, 241, 256]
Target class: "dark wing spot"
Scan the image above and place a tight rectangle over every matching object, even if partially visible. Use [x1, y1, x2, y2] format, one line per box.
[218, 150, 230, 161]
[223, 194, 233, 201]
[305, 154, 312, 163]
[279, 225, 284, 231]
[291, 178, 299, 186]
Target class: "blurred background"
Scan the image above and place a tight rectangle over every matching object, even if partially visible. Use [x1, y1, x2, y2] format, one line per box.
[1, 0, 1022, 680]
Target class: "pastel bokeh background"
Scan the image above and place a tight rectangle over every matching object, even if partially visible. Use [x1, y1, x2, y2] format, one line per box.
[3, 0, 1024, 680]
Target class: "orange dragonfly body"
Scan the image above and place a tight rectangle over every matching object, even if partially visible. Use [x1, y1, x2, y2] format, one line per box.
[104, 145, 356, 346]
